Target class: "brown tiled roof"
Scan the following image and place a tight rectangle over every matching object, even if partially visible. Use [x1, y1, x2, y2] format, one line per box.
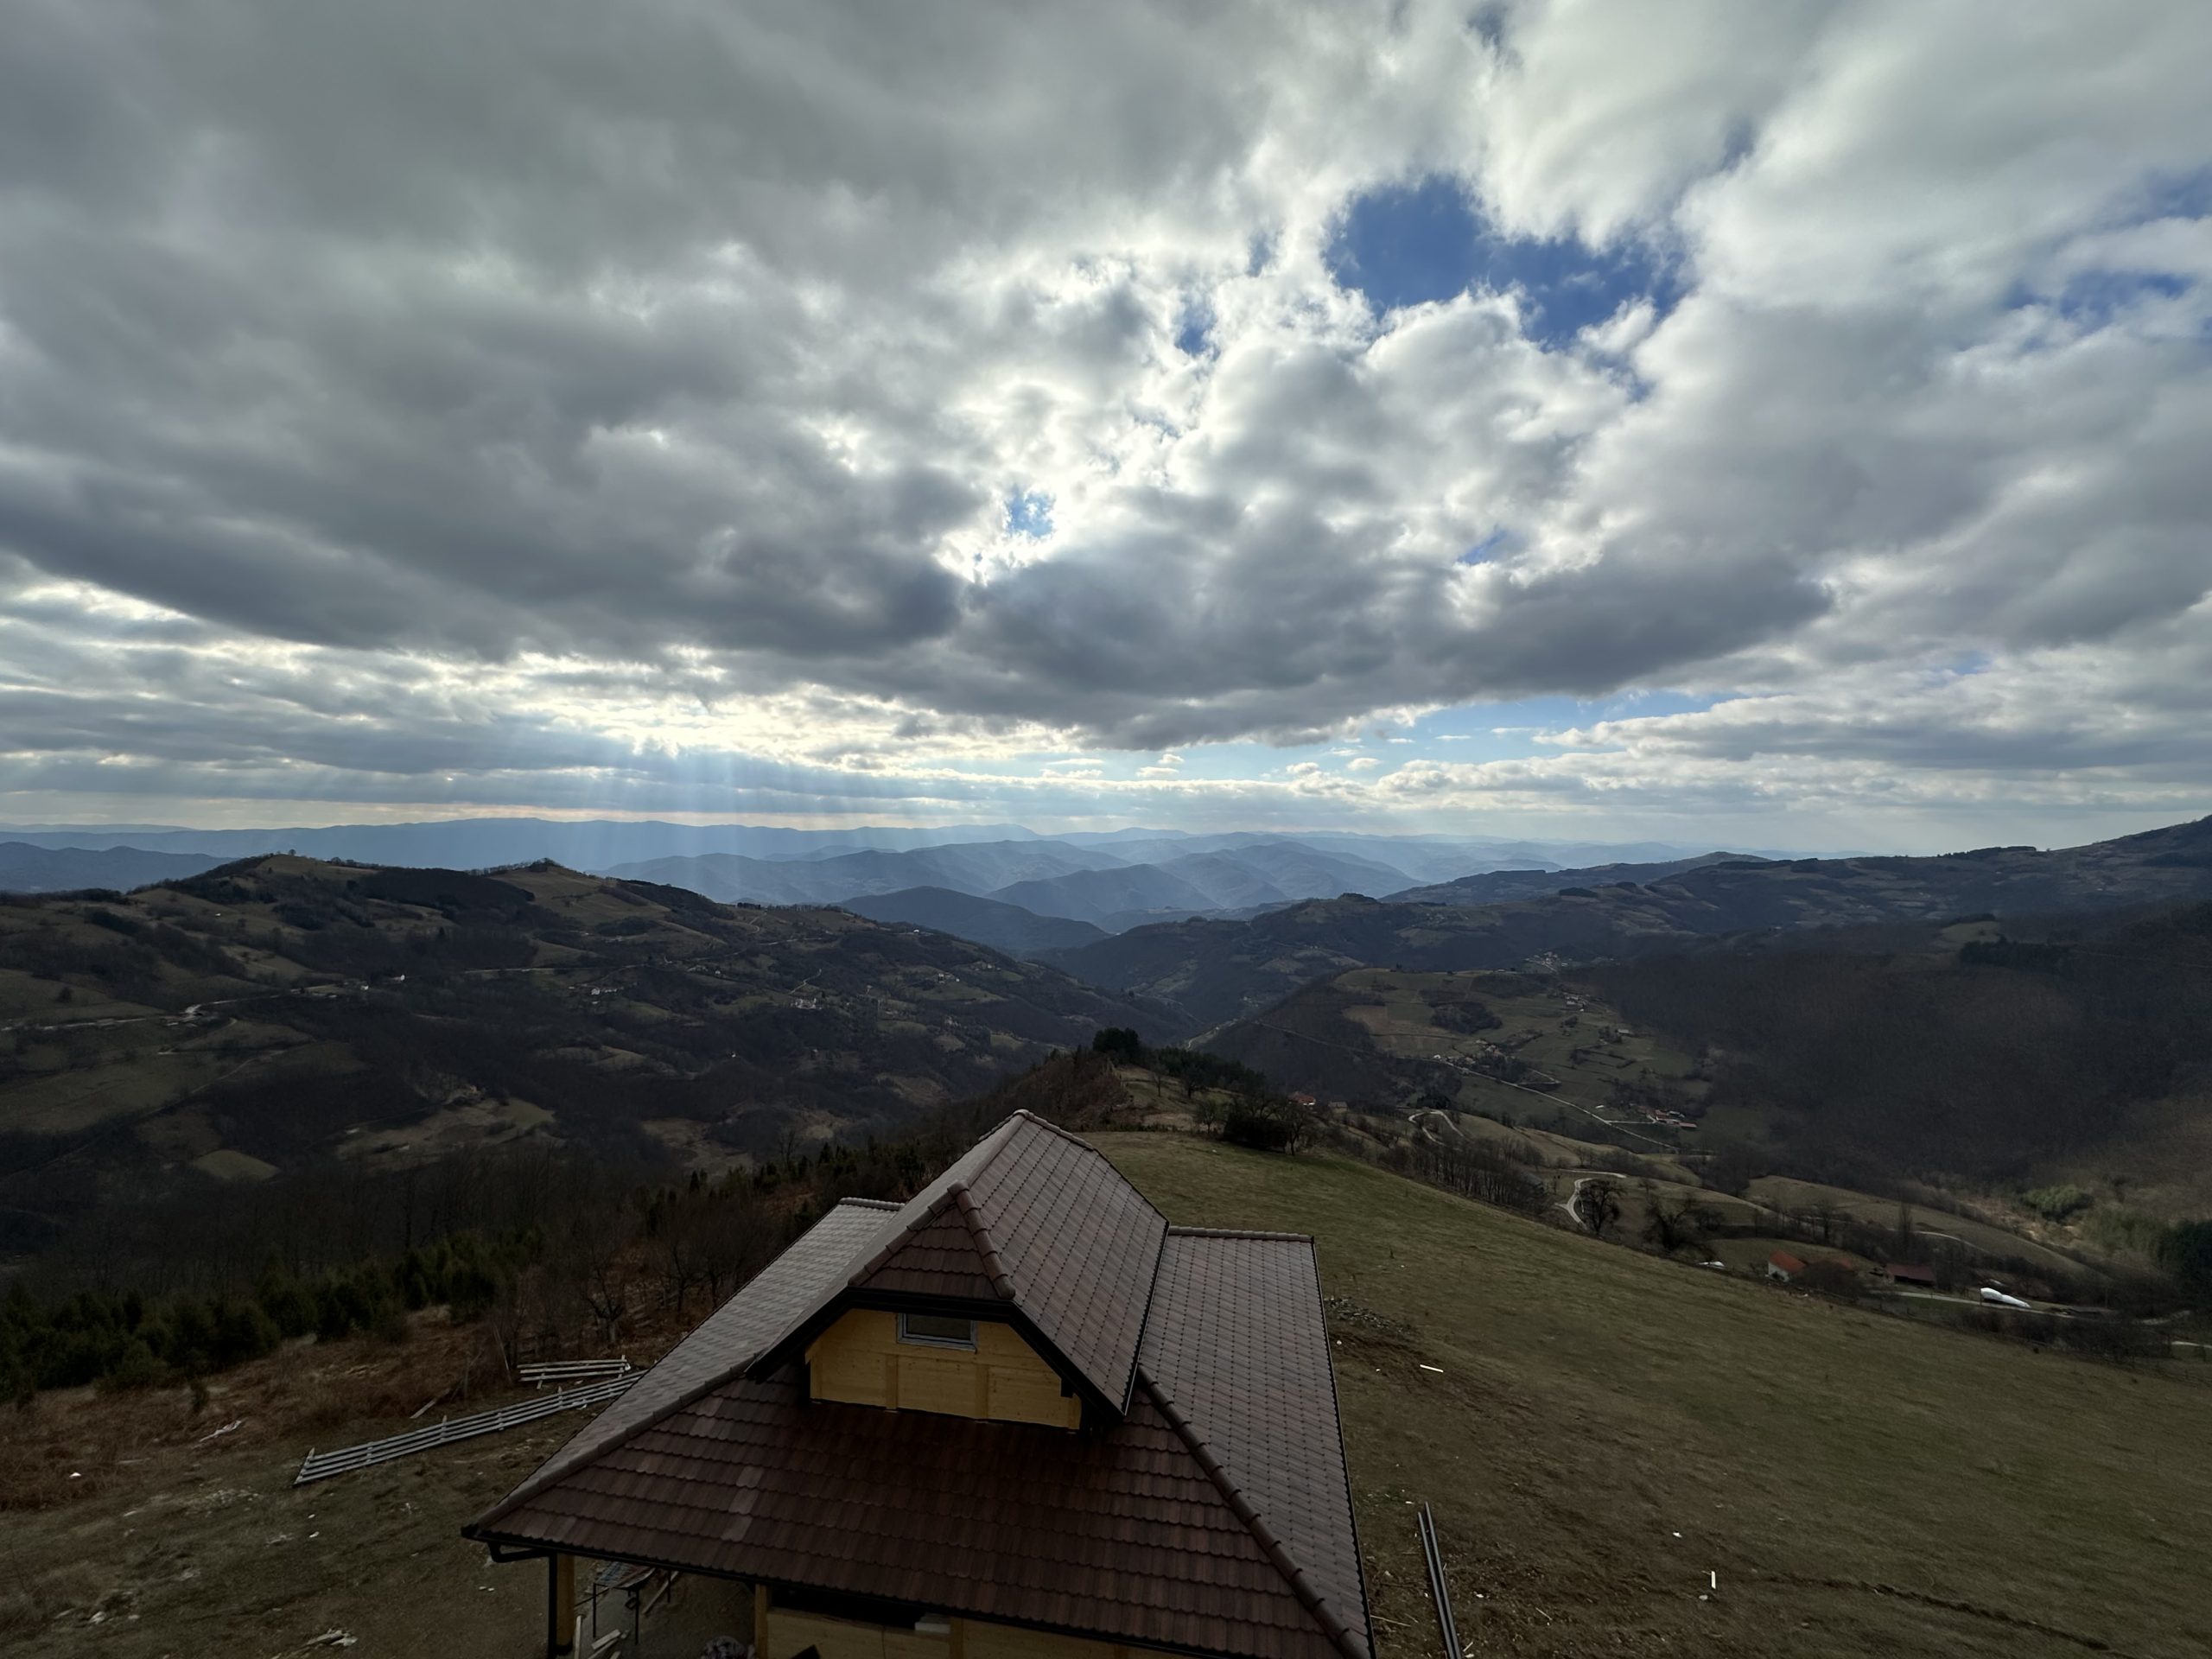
[1140, 1231, 1369, 1658]
[468, 1114, 1371, 1659]
[494, 1197, 893, 1510]
[747, 1109, 1169, 1414]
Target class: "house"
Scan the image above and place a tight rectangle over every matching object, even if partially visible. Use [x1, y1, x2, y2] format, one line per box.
[466, 1111, 1374, 1659]
[1766, 1249, 1807, 1281]
[1888, 1262, 1937, 1289]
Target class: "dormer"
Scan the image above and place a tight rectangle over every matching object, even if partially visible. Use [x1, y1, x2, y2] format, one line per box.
[741, 1111, 1168, 1429]
[804, 1307, 1082, 1427]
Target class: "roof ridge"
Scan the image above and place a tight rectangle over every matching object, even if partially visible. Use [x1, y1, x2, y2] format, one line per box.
[1166, 1225, 1314, 1242]
[846, 1185, 967, 1286]
[1001, 1109, 1175, 1230]
[837, 1197, 904, 1211]
[949, 1181, 1019, 1300]
[1139, 1370, 1370, 1659]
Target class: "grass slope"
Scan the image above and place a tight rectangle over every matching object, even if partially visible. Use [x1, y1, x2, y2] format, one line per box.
[1, 1131, 2206, 1656]
[1096, 1135, 2212, 1659]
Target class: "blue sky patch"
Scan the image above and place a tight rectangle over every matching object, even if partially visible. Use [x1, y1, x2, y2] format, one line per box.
[1458, 528, 1516, 566]
[1173, 299, 1213, 357]
[1326, 175, 1683, 349]
[1004, 490, 1054, 539]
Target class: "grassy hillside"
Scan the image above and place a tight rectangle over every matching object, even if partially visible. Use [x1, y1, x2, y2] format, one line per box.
[0, 855, 1160, 1254]
[1205, 957, 2193, 1287]
[1042, 815, 2212, 1031]
[1097, 1135, 2212, 1659]
[5, 1129, 2198, 1658]
[1588, 899, 2212, 1207]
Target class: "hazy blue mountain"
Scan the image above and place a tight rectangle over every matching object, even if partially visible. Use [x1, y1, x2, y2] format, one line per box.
[1189, 839, 1415, 897]
[1387, 851, 1767, 906]
[1041, 816, 2212, 1032]
[1053, 827, 1198, 847]
[837, 887, 1111, 957]
[606, 839, 1119, 905]
[1148, 853, 1294, 911]
[0, 842, 229, 893]
[989, 863, 1219, 927]
[0, 818, 1043, 869]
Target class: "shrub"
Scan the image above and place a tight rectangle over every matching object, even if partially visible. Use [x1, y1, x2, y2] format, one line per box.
[1218, 1098, 1306, 1154]
[98, 1338, 164, 1393]
[2020, 1185, 2093, 1224]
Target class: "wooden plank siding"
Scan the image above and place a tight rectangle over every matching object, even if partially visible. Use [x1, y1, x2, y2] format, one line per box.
[805, 1311, 1081, 1430]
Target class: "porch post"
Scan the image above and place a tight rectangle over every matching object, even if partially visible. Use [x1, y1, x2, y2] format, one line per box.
[554, 1554, 576, 1655]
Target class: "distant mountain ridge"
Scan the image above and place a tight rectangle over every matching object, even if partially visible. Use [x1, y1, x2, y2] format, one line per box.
[0, 842, 229, 893]
[604, 839, 1118, 906]
[1039, 816, 2212, 1033]
[837, 887, 1110, 957]
[1387, 851, 1765, 906]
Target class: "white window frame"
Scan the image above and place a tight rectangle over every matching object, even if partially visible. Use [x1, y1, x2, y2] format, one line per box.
[896, 1311, 978, 1351]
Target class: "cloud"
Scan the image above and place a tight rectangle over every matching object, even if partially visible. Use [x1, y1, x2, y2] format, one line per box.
[0, 1, 2206, 835]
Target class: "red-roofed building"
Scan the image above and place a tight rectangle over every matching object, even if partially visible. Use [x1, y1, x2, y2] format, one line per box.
[467, 1111, 1374, 1659]
[1766, 1249, 1808, 1281]
[1888, 1262, 1938, 1288]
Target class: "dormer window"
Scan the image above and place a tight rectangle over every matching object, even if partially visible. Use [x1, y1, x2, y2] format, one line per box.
[897, 1312, 977, 1350]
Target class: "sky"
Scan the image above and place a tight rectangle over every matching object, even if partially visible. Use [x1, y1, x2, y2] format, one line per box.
[0, 2, 2208, 855]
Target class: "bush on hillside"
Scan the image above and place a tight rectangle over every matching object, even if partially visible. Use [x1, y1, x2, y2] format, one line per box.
[1217, 1097, 1306, 1154]
[2021, 1184, 2093, 1223]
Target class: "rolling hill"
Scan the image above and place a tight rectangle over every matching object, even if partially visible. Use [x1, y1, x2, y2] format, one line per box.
[836, 886, 1111, 957]
[1041, 814, 2212, 1032]
[987, 862, 1219, 928]
[0, 855, 1161, 1253]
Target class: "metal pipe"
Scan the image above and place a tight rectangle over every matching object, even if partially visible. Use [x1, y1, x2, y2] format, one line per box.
[1417, 1502, 1461, 1659]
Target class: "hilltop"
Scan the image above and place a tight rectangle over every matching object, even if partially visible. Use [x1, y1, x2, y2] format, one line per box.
[1043, 815, 2212, 1031]
[3, 1129, 2204, 1657]
[0, 855, 1159, 1254]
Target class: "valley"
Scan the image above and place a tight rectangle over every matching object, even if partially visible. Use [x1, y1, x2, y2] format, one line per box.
[0, 855, 1159, 1265]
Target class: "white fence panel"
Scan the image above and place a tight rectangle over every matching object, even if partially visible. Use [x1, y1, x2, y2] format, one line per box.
[521, 1357, 632, 1387]
[295, 1372, 638, 1485]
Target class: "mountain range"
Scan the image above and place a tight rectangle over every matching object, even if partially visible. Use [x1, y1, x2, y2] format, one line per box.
[0, 842, 230, 894]
[1041, 816, 2212, 1033]
[0, 854, 1163, 1249]
[3, 818, 1768, 952]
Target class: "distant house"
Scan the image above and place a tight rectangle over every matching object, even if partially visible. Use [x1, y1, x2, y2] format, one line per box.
[1290, 1091, 1318, 1108]
[467, 1110, 1374, 1659]
[1888, 1262, 1937, 1289]
[1767, 1250, 1807, 1281]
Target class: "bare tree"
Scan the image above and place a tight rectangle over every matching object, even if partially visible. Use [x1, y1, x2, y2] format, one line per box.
[1577, 1179, 1623, 1240]
[1641, 1182, 1718, 1255]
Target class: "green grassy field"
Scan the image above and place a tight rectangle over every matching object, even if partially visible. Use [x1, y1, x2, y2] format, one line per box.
[1096, 1134, 2212, 1659]
[1332, 967, 1707, 1137]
